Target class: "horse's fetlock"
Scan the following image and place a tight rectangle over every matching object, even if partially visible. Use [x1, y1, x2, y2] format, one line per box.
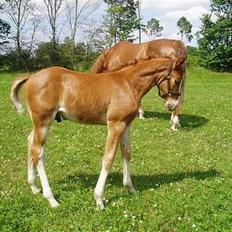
[28, 177, 35, 185]
[94, 189, 101, 199]
[43, 191, 53, 200]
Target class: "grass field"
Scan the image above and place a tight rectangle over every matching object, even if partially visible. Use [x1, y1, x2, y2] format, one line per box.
[0, 66, 232, 231]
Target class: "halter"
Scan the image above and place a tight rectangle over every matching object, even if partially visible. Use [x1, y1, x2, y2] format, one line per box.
[157, 67, 182, 99]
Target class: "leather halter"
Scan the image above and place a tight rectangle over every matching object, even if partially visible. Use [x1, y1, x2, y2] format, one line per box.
[157, 68, 182, 99]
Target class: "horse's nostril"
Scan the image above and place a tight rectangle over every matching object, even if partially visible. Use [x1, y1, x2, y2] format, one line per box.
[168, 104, 173, 110]
[165, 102, 176, 111]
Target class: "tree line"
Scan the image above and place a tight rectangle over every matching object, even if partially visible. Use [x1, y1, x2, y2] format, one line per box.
[0, 0, 231, 72]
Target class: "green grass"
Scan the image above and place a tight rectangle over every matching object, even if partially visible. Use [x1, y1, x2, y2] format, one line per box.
[0, 67, 232, 231]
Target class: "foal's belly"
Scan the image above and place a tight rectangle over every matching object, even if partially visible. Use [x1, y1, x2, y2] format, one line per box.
[59, 106, 107, 125]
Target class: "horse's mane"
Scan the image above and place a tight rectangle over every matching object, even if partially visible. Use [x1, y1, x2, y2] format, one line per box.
[91, 49, 109, 73]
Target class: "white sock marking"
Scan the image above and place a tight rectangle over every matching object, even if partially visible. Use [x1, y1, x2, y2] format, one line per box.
[37, 148, 59, 208]
[94, 166, 109, 209]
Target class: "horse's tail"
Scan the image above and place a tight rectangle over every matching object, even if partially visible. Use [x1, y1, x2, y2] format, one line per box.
[10, 75, 30, 115]
[91, 49, 109, 73]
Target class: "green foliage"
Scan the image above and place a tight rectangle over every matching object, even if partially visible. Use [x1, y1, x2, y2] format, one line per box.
[186, 47, 200, 67]
[177, 16, 193, 42]
[187, 46, 198, 57]
[0, 49, 34, 71]
[144, 18, 163, 37]
[0, 38, 99, 71]
[35, 42, 56, 68]
[35, 39, 98, 71]
[197, 0, 232, 72]
[1, 67, 232, 231]
[104, 0, 141, 42]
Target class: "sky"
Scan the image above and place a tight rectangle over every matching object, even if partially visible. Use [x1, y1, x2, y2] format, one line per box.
[3, 0, 211, 47]
[137, 0, 211, 45]
[75, 0, 211, 46]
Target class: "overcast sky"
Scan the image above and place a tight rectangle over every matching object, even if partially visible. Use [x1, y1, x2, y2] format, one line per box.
[3, 0, 211, 47]
[138, 0, 211, 45]
[33, 0, 211, 46]
[92, 0, 211, 46]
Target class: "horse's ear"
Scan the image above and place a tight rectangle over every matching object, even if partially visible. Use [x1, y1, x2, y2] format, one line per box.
[174, 56, 186, 69]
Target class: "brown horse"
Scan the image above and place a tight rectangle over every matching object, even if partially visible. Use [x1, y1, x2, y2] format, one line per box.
[11, 57, 186, 209]
[92, 39, 187, 131]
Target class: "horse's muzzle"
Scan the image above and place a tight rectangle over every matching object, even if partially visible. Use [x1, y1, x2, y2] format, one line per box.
[165, 99, 178, 111]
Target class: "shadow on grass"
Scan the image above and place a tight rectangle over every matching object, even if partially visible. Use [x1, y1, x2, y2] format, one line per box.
[144, 111, 209, 130]
[58, 169, 219, 192]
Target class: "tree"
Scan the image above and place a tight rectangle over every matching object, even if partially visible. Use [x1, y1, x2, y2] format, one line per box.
[65, 0, 99, 43]
[28, 10, 41, 53]
[0, 19, 11, 49]
[43, 0, 63, 65]
[4, 0, 32, 69]
[137, 0, 142, 43]
[65, 0, 99, 68]
[198, 0, 232, 72]
[177, 16, 193, 42]
[144, 18, 163, 37]
[0, 4, 11, 51]
[89, 25, 112, 51]
[104, 0, 141, 45]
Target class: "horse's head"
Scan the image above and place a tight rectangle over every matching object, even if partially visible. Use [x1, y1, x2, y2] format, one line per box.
[157, 57, 186, 111]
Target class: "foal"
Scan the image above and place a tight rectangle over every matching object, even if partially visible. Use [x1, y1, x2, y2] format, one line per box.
[92, 39, 187, 131]
[11, 57, 185, 209]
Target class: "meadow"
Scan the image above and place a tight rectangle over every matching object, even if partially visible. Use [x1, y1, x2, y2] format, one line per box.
[0, 65, 232, 231]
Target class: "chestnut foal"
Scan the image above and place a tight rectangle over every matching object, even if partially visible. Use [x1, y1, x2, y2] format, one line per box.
[92, 39, 187, 131]
[11, 57, 185, 209]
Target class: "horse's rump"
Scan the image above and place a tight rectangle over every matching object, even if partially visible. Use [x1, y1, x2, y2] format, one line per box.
[91, 49, 110, 73]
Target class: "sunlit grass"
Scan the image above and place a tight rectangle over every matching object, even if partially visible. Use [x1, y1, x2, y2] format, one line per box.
[0, 67, 232, 231]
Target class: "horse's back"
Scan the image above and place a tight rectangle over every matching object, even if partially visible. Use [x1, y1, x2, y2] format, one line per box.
[106, 41, 147, 71]
[97, 39, 186, 72]
[145, 39, 186, 60]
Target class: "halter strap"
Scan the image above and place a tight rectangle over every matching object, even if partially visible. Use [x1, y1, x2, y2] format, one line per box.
[157, 62, 182, 99]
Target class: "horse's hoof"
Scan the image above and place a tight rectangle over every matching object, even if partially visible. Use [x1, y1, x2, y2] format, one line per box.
[94, 193, 105, 210]
[129, 187, 137, 194]
[125, 185, 137, 193]
[139, 115, 145, 120]
[49, 199, 60, 208]
[31, 186, 41, 195]
[170, 126, 178, 132]
[96, 201, 105, 210]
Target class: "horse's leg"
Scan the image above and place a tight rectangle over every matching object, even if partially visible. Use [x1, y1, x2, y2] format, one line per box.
[171, 107, 180, 131]
[120, 126, 135, 193]
[138, 105, 145, 119]
[171, 74, 186, 131]
[94, 121, 126, 209]
[27, 131, 40, 194]
[31, 118, 59, 208]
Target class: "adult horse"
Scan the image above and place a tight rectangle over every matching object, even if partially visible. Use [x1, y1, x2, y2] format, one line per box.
[11, 57, 186, 209]
[92, 39, 187, 131]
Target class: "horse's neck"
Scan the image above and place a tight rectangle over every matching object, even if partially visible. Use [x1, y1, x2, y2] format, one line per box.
[132, 60, 170, 99]
[128, 67, 162, 100]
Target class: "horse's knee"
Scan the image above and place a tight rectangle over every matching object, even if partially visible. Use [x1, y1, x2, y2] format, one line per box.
[31, 146, 42, 166]
[103, 154, 115, 171]
[121, 147, 131, 160]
